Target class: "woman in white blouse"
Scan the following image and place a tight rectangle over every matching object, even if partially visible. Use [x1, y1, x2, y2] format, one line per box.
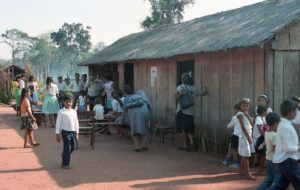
[40, 77, 60, 128]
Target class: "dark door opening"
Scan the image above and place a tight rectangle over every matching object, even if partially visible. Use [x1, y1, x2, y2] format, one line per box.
[124, 63, 134, 90]
[177, 60, 195, 85]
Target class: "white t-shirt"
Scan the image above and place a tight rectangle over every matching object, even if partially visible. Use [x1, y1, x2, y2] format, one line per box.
[293, 110, 300, 124]
[111, 99, 123, 113]
[237, 111, 252, 131]
[40, 83, 59, 96]
[227, 115, 241, 136]
[105, 81, 114, 101]
[93, 104, 104, 120]
[255, 106, 273, 115]
[253, 116, 265, 140]
[79, 95, 86, 105]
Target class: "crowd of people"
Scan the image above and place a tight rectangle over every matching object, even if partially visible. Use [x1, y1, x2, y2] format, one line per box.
[222, 94, 300, 189]
[12, 72, 300, 189]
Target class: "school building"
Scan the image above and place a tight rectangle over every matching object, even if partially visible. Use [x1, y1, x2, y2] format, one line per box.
[79, 0, 300, 150]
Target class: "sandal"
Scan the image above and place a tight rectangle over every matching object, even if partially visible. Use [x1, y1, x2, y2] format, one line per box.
[177, 146, 188, 151]
[133, 149, 140, 152]
[32, 143, 40, 147]
[24, 145, 32, 148]
[141, 147, 148, 151]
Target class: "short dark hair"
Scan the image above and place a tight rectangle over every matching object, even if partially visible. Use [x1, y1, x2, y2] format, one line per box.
[29, 75, 34, 81]
[58, 76, 62, 80]
[234, 103, 240, 110]
[82, 74, 87, 78]
[75, 73, 80, 77]
[280, 100, 298, 116]
[257, 105, 267, 115]
[94, 97, 102, 104]
[291, 96, 300, 103]
[266, 112, 280, 126]
[63, 95, 73, 102]
[28, 85, 34, 91]
[123, 85, 133, 95]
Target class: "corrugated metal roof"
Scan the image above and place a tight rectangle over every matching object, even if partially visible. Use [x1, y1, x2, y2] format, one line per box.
[79, 0, 300, 66]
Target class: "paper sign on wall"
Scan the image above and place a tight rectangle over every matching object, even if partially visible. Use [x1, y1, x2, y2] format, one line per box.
[151, 67, 157, 87]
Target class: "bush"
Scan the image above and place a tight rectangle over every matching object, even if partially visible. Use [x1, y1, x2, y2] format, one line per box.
[0, 90, 13, 104]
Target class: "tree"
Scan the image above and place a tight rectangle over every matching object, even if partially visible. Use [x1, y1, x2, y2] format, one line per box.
[91, 42, 106, 54]
[141, 0, 194, 30]
[50, 23, 92, 65]
[0, 29, 36, 64]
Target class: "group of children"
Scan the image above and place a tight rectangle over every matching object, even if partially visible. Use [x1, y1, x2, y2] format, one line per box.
[223, 94, 300, 189]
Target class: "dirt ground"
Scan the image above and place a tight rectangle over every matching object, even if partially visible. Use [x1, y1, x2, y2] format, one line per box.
[0, 105, 266, 190]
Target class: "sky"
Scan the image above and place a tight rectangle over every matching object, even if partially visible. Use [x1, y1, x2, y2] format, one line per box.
[0, 0, 264, 60]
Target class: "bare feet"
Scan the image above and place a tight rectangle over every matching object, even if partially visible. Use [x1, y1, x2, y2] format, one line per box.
[24, 144, 32, 148]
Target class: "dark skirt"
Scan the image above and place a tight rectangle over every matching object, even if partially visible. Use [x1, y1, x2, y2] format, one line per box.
[176, 111, 194, 133]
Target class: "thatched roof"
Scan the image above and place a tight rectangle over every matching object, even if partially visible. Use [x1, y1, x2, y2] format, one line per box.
[79, 0, 300, 66]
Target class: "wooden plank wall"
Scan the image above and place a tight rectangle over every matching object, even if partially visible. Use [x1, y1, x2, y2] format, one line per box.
[269, 19, 300, 113]
[127, 48, 266, 147]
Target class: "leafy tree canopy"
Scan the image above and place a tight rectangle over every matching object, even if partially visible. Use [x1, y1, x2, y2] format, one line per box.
[141, 0, 194, 30]
[50, 23, 92, 63]
[1, 29, 36, 63]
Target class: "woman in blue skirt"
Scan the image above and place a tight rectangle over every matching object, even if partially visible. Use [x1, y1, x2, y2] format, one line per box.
[40, 77, 60, 128]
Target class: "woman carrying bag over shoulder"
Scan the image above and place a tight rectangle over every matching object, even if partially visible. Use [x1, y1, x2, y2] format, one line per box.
[174, 73, 208, 151]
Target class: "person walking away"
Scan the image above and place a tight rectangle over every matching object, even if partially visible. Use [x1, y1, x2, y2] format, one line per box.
[27, 75, 39, 92]
[175, 73, 208, 151]
[257, 112, 281, 190]
[13, 75, 22, 116]
[237, 98, 256, 180]
[85, 73, 102, 110]
[56, 95, 79, 169]
[57, 76, 66, 108]
[20, 88, 39, 148]
[77, 91, 87, 111]
[266, 100, 300, 190]
[40, 77, 60, 128]
[223, 104, 241, 168]
[70, 73, 84, 109]
[103, 75, 115, 111]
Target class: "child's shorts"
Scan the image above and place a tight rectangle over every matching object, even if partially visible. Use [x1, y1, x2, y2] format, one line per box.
[231, 135, 239, 149]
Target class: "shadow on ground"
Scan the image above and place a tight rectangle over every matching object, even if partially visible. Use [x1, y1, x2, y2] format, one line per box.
[0, 109, 261, 189]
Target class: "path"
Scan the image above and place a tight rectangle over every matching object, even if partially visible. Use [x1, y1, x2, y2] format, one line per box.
[0, 105, 264, 190]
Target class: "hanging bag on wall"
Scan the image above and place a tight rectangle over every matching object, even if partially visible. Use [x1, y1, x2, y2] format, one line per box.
[178, 85, 194, 109]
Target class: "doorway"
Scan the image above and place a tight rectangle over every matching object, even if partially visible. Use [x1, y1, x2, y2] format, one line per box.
[124, 63, 134, 90]
[177, 60, 195, 85]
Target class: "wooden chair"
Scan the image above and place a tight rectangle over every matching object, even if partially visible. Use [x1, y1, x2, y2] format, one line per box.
[150, 108, 176, 145]
[77, 110, 96, 149]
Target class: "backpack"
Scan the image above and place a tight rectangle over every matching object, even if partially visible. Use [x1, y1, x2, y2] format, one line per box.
[178, 85, 194, 109]
[126, 96, 144, 109]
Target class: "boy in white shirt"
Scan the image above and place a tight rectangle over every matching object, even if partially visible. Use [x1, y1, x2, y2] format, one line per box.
[223, 104, 241, 168]
[56, 95, 79, 169]
[266, 100, 300, 190]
